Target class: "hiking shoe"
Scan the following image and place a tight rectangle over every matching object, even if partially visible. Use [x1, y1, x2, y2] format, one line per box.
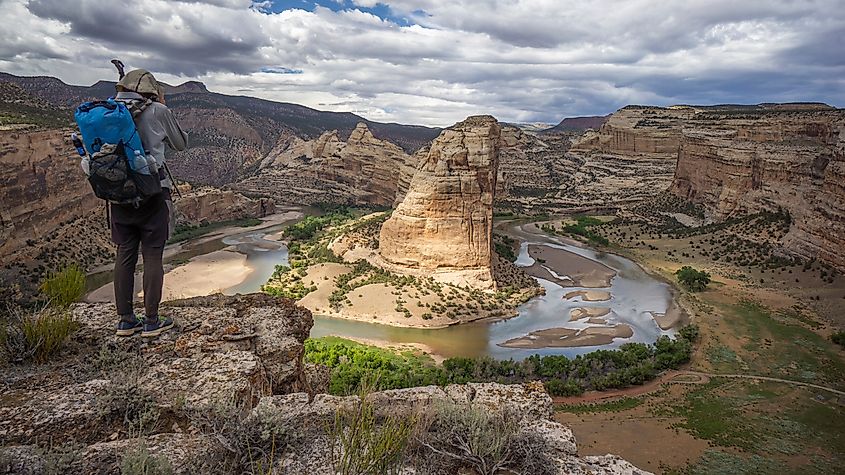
[116, 317, 144, 337]
[141, 316, 175, 338]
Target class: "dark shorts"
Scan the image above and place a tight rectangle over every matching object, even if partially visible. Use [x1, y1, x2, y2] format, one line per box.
[110, 189, 171, 247]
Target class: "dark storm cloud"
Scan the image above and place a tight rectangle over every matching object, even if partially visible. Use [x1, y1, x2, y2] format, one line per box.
[26, 0, 271, 75]
[2, 0, 843, 125]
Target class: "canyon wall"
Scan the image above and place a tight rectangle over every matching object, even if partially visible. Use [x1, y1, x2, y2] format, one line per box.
[0, 127, 272, 301]
[378, 116, 501, 289]
[570, 106, 691, 157]
[236, 122, 414, 207]
[670, 106, 845, 269]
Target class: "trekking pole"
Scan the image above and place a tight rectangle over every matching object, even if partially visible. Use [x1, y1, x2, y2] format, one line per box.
[163, 162, 183, 199]
[111, 59, 125, 79]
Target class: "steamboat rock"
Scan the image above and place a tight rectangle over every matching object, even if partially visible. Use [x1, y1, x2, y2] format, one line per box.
[378, 115, 501, 289]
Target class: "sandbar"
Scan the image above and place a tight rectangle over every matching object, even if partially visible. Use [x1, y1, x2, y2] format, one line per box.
[649, 299, 684, 330]
[499, 324, 634, 349]
[523, 244, 616, 288]
[569, 307, 611, 321]
[564, 290, 611, 302]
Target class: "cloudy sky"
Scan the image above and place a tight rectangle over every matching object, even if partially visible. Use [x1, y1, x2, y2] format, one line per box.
[1, 0, 842, 126]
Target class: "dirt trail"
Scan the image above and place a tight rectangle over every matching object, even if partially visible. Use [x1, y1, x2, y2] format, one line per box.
[553, 370, 844, 405]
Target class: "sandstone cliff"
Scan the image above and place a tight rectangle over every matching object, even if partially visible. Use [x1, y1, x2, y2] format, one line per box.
[570, 106, 691, 157]
[670, 106, 845, 269]
[378, 116, 501, 289]
[236, 122, 414, 207]
[174, 184, 275, 225]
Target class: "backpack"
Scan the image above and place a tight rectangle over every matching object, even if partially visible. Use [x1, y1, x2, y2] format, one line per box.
[74, 98, 162, 207]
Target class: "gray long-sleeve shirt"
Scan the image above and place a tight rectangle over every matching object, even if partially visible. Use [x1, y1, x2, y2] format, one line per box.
[115, 91, 188, 189]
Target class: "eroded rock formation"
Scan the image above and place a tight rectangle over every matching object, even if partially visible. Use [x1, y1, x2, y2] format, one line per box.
[174, 184, 275, 225]
[670, 105, 845, 269]
[236, 122, 415, 206]
[0, 127, 273, 302]
[378, 116, 501, 289]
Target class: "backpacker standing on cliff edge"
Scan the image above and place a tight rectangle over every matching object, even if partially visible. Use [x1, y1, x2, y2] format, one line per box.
[76, 68, 188, 337]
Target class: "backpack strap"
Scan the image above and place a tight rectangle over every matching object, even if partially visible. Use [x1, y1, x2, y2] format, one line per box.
[120, 98, 153, 120]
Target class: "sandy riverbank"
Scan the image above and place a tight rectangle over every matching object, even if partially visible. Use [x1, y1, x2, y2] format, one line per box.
[86, 249, 251, 304]
[499, 324, 634, 349]
[523, 244, 616, 288]
[296, 263, 475, 329]
[85, 211, 302, 305]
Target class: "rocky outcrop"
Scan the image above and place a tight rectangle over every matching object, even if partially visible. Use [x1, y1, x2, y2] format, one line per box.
[174, 184, 275, 226]
[236, 122, 414, 206]
[0, 294, 312, 446]
[541, 114, 611, 134]
[571, 106, 691, 157]
[0, 293, 648, 474]
[1, 381, 650, 475]
[670, 106, 845, 269]
[378, 116, 501, 289]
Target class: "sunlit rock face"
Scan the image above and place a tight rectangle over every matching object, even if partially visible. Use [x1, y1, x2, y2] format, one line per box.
[378, 115, 501, 289]
[237, 122, 414, 207]
[670, 105, 845, 270]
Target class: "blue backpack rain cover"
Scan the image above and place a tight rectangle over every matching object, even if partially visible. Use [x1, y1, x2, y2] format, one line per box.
[74, 99, 161, 205]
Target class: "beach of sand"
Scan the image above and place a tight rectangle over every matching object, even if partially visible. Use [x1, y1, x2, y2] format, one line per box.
[499, 324, 635, 349]
[86, 248, 251, 304]
[564, 289, 611, 302]
[523, 244, 616, 288]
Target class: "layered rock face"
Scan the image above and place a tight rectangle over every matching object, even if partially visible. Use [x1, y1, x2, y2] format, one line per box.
[378, 116, 501, 289]
[671, 106, 845, 269]
[174, 184, 275, 225]
[571, 106, 691, 157]
[236, 122, 415, 207]
[0, 127, 272, 301]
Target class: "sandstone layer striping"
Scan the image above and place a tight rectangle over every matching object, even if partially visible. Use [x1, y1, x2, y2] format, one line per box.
[669, 106, 845, 270]
[236, 122, 414, 207]
[569, 103, 845, 270]
[378, 115, 501, 289]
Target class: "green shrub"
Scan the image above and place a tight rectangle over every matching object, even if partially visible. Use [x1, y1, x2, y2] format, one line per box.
[676, 266, 711, 292]
[1, 306, 79, 364]
[831, 331, 845, 348]
[414, 402, 554, 475]
[39, 264, 85, 308]
[329, 381, 416, 475]
[120, 446, 173, 475]
[679, 324, 701, 342]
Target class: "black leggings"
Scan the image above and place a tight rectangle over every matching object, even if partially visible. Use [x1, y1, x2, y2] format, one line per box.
[110, 190, 170, 322]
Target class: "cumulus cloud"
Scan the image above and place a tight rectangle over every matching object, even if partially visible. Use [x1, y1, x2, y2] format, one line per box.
[0, 0, 842, 125]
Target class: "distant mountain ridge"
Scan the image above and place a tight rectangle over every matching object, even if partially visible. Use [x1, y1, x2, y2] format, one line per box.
[541, 115, 611, 134]
[0, 71, 442, 185]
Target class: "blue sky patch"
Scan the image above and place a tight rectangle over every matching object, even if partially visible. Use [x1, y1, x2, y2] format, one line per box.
[260, 66, 304, 74]
[262, 1, 417, 26]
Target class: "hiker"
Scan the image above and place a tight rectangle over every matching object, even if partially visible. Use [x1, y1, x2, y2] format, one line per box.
[109, 69, 188, 337]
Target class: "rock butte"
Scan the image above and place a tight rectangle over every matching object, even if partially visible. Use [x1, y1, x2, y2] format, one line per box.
[237, 122, 416, 207]
[378, 115, 501, 290]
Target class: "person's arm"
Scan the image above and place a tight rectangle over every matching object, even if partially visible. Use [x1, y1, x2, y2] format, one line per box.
[155, 106, 188, 151]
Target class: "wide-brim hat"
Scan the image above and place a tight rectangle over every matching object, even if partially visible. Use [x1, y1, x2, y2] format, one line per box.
[116, 69, 160, 96]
